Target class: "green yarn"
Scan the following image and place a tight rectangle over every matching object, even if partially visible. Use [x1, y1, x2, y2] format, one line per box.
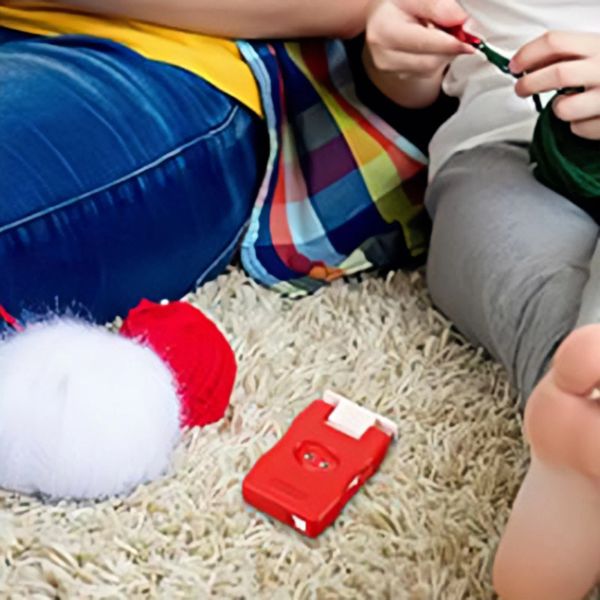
[530, 95, 600, 205]
[463, 30, 599, 206]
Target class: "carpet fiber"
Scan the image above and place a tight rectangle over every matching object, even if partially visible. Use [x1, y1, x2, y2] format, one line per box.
[0, 268, 532, 598]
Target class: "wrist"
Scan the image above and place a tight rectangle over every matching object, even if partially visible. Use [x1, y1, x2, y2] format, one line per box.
[336, 0, 369, 38]
[361, 44, 445, 109]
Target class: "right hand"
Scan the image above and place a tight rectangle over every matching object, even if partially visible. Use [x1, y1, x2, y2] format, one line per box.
[364, 0, 474, 82]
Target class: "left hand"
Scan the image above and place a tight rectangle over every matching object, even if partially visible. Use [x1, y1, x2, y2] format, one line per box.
[510, 31, 600, 140]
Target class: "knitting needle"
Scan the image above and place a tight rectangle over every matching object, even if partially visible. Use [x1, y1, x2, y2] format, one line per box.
[442, 26, 543, 112]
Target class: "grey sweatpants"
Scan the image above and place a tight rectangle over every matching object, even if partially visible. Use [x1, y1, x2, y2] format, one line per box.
[426, 142, 600, 401]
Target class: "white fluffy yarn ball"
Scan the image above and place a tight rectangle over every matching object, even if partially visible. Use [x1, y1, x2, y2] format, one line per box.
[0, 319, 181, 500]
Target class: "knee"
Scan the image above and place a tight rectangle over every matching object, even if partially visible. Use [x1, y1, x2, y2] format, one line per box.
[424, 166, 484, 316]
[424, 199, 474, 320]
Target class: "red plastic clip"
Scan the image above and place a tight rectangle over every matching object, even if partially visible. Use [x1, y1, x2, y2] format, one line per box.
[243, 392, 397, 537]
[443, 25, 482, 48]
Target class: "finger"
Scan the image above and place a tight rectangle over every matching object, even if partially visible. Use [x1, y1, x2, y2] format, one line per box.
[403, 0, 468, 28]
[515, 58, 600, 97]
[371, 20, 474, 56]
[370, 48, 452, 76]
[511, 31, 600, 74]
[571, 117, 600, 140]
[553, 88, 600, 122]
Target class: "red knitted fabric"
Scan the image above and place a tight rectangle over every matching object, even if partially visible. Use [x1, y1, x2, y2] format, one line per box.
[120, 300, 236, 427]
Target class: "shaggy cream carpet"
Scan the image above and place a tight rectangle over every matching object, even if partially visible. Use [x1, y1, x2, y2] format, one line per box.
[0, 268, 534, 599]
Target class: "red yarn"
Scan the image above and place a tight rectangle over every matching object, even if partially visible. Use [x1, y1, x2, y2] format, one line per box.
[120, 299, 236, 428]
[0, 305, 23, 332]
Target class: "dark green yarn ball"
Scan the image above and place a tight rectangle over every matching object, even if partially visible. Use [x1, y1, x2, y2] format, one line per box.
[530, 95, 600, 206]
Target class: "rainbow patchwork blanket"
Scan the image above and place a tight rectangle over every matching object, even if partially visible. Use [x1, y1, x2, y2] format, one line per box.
[238, 40, 429, 296]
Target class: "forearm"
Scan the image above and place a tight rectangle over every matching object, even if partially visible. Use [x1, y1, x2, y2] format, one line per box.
[362, 45, 445, 109]
[58, 0, 369, 39]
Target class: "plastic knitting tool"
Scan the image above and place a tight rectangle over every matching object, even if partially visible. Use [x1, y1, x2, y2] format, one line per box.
[443, 25, 543, 111]
[444, 25, 512, 74]
[242, 391, 398, 538]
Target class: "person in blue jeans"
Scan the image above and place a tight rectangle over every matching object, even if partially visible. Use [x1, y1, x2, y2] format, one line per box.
[0, 1, 371, 324]
[0, 28, 266, 324]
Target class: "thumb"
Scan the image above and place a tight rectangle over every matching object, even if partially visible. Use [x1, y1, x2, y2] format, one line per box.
[411, 0, 468, 28]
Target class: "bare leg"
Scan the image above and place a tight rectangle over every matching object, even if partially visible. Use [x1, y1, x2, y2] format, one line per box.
[494, 229, 600, 599]
[494, 326, 600, 599]
[425, 142, 600, 599]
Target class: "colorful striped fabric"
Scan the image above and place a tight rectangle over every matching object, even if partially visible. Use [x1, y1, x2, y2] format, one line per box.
[238, 40, 430, 296]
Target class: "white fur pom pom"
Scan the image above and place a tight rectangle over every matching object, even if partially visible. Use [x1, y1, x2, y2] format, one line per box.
[0, 319, 181, 500]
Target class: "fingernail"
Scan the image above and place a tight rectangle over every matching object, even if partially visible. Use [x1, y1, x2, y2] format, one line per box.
[508, 60, 521, 75]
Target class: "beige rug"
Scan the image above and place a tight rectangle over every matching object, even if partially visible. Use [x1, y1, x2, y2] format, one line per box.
[0, 268, 532, 599]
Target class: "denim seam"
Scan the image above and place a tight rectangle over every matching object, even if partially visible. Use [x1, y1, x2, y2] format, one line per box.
[194, 219, 250, 287]
[0, 104, 240, 235]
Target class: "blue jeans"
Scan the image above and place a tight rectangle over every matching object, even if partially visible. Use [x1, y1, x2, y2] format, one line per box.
[0, 27, 267, 323]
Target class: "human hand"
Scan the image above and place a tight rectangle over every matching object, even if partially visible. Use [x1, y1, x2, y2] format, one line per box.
[512, 32, 600, 140]
[362, 0, 474, 108]
[365, 0, 474, 80]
